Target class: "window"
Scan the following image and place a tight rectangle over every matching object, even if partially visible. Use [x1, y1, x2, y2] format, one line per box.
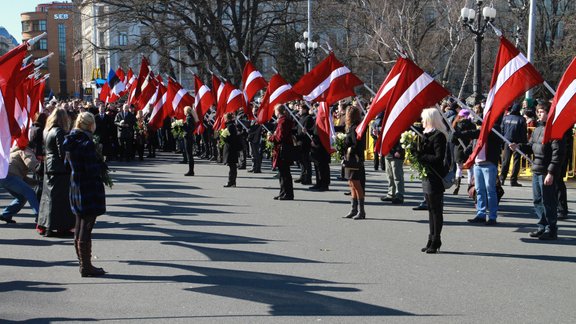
[58, 24, 67, 95]
[119, 32, 128, 46]
[99, 31, 105, 47]
[38, 39, 47, 50]
[99, 57, 106, 77]
[39, 20, 47, 31]
[22, 21, 32, 32]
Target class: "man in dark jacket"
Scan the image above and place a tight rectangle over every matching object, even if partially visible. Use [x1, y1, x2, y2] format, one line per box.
[94, 104, 114, 160]
[295, 104, 314, 185]
[510, 102, 566, 240]
[247, 107, 263, 173]
[114, 104, 136, 161]
[500, 103, 527, 186]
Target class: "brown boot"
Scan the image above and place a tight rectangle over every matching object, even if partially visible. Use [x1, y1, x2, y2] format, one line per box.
[78, 240, 106, 277]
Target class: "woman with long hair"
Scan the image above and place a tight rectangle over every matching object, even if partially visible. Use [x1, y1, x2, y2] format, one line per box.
[37, 108, 75, 237]
[343, 106, 366, 219]
[64, 112, 107, 277]
[417, 108, 448, 253]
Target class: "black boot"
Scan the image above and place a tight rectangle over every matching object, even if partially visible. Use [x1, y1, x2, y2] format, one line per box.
[425, 236, 442, 254]
[78, 241, 106, 277]
[452, 178, 461, 195]
[421, 235, 433, 252]
[343, 199, 358, 218]
[353, 198, 366, 220]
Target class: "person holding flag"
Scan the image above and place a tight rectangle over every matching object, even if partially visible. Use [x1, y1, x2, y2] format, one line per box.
[342, 106, 366, 219]
[509, 102, 566, 240]
[268, 104, 295, 200]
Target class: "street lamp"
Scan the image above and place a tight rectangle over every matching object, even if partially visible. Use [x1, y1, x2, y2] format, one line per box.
[461, 0, 497, 105]
[294, 31, 318, 74]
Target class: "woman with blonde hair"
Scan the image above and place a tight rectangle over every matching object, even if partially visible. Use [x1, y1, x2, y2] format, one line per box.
[64, 112, 107, 277]
[37, 108, 75, 237]
[416, 108, 448, 253]
[342, 106, 367, 219]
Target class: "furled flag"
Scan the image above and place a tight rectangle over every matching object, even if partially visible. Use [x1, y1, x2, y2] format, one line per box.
[35, 78, 46, 113]
[257, 73, 301, 124]
[129, 57, 150, 106]
[0, 43, 29, 178]
[194, 75, 214, 123]
[316, 102, 336, 154]
[292, 52, 363, 106]
[107, 67, 126, 103]
[376, 57, 450, 156]
[356, 58, 404, 139]
[543, 57, 576, 143]
[147, 82, 168, 130]
[241, 60, 267, 120]
[464, 36, 543, 168]
[166, 78, 194, 121]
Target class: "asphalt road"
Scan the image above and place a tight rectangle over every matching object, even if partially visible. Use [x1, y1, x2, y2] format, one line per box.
[1, 152, 575, 323]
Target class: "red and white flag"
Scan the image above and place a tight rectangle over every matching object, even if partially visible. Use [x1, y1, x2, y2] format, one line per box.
[316, 102, 336, 154]
[120, 68, 135, 97]
[464, 37, 543, 168]
[166, 78, 194, 121]
[213, 78, 233, 130]
[356, 58, 404, 139]
[98, 82, 111, 103]
[129, 57, 150, 106]
[242, 60, 267, 119]
[194, 75, 213, 123]
[148, 82, 168, 130]
[377, 58, 450, 156]
[543, 57, 576, 143]
[292, 52, 363, 106]
[136, 72, 158, 111]
[224, 82, 246, 115]
[257, 73, 301, 124]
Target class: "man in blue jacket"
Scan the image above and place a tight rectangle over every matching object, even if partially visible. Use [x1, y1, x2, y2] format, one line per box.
[500, 103, 527, 186]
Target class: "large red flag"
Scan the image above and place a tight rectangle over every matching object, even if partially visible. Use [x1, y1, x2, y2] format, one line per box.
[194, 75, 213, 123]
[0, 43, 29, 136]
[166, 78, 194, 121]
[257, 73, 301, 124]
[464, 37, 544, 168]
[316, 102, 336, 154]
[242, 60, 267, 119]
[377, 58, 450, 156]
[543, 57, 576, 143]
[292, 52, 363, 106]
[99, 82, 111, 103]
[213, 80, 233, 130]
[129, 57, 150, 105]
[224, 82, 247, 115]
[136, 72, 158, 111]
[356, 58, 404, 139]
[148, 82, 168, 130]
[120, 68, 135, 97]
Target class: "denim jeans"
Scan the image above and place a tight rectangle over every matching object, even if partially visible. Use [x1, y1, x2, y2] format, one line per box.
[0, 175, 40, 220]
[473, 163, 498, 220]
[532, 173, 558, 231]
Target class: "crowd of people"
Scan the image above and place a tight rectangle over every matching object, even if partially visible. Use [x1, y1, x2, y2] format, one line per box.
[0, 93, 573, 277]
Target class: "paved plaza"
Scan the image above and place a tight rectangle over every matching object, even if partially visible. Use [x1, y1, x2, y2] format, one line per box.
[1, 153, 575, 323]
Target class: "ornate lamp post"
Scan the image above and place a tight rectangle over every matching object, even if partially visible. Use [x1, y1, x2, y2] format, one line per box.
[294, 31, 318, 74]
[461, 0, 497, 105]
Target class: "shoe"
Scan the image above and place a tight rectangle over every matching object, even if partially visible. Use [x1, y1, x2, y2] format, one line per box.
[344, 191, 351, 196]
[273, 195, 282, 200]
[421, 235, 433, 252]
[315, 187, 329, 192]
[538, 230, 558, 240]
[253, 170, 262, 174]
[184, 172, 194, 176]
[380, 196, 394, 202]
[78, 241, 106, 277]
[238, 165, 246, 170]
[301, 181, 312, 185]
[412, 205, 428, 211]
[426, 239, 442, 254]
[278, 196, 293, 200]
[391, 198, 403, 204]
[468, 217, 486, 224]
[36, 225, 46, 236]
[344, 199, 358, 218]
[294, 178, 302, 183]
[510, 182, 522, 187]
[0, 216, 16, 224]
[485, 219, 498, 226]
[247, 169, 254, 173]
[557, 214, 568, 220]
[352, 198, 366, 219]
[529, 229, 545, 238]
[223, 183, 236, 188]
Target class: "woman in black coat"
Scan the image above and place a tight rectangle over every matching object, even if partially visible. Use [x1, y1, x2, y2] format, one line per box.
[342, 106, 366, 220]
[37, 108, 75, 237]
[183, 106, 196, 176]
[222, 113, 239, 187]
[268, 104, 295, 200]
[451, 109, 476, 194]
[417, 108, 448, 253]
[64, 112, 107, 277]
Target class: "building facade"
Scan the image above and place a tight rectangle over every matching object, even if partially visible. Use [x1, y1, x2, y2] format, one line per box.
[21, 1, 80, 99]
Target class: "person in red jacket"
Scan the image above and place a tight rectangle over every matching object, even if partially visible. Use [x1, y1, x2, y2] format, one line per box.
[268, 104, 295, 200]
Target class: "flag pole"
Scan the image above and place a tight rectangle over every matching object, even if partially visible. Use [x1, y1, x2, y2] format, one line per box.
[452, 96, 534, 165]
[543, 81, 556, 96]
[435, 104, 467, 150]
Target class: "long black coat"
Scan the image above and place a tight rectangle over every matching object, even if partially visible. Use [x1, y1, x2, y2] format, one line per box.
[222, 121, 240, 164]
[64, 129, 106, 218]
[418, 129, 447, 194]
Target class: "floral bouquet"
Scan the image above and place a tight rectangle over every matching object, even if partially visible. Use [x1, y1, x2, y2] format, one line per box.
[333, 132, 347, 161]
[218, 128, 230, 148]
[264, 138, 275, 156]
[171, 119, 185, 139]
[400, 130, 427, 180]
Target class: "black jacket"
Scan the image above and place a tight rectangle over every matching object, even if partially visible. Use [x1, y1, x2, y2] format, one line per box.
[222, 121, 240, 164]
[417, 129, 447, 194]
[44, 127, 68, 175]
[519, 121, 565, 176]
[501, 113, 527, 143]
[344, 124, 366, 162]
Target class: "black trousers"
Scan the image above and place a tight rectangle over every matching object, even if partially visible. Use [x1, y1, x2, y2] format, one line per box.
[299, 150, 312, 183]
[227, 162, 237, 185]
[557, 160, 568, 216]
[314, 160, 330, 189]
[249, 141, 262, 172]
[425, 191, 444, 239]
[185, 137, 195, 173]
[278, 162, 294, 198]
[119, 137, 134, 161]
[500, 146, 521, 182]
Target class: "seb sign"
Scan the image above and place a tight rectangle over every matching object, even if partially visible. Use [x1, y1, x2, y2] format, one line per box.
[54, 13, 69, 20]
